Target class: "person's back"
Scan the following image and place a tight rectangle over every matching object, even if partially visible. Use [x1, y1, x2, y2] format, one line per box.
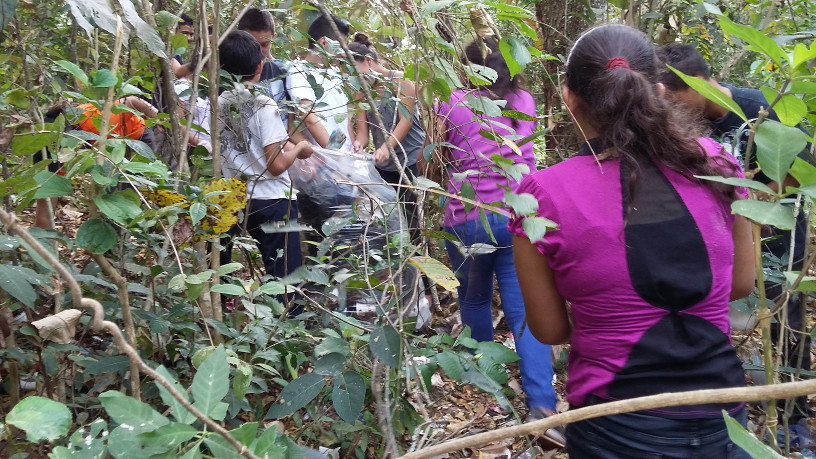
[285, 14, 352, 151]
[511, 24, 754, 458]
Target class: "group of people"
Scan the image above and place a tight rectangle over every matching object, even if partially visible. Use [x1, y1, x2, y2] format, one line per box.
[34, 6, 811, 455]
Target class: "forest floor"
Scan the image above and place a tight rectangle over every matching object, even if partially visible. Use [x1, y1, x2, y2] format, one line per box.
[10, 203, 816, 458]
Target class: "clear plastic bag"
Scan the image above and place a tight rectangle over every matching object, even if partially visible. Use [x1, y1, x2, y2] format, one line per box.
[288, 147, 429, 329]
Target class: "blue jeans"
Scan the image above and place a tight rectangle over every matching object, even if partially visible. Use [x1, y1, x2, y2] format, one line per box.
[444, 213, 557, 411]
[566, 402, 749, 458]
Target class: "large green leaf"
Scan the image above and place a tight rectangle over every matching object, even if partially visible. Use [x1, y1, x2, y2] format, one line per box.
[99, 391, 168, 430]
[789, 158, 816, 187]
[54, 60, 89, 86]
[137, 423, 199, 453]
[370, 325, 402, 367]
[522, 216, 558, 243]
[793, 42, 816, 71]
[154, 365, 195, 425]
[75, 218, 119, 254]
[409, 256, 459, 291]
[0, 0, 17, 32]
[695, 176, 775, 195]
[436, 351, 464, 381]
[723, 411, 784, 458]
[332, 371, 365, 424]
[499, 39, 521, 78]
[265, 372, 326, 419]
[6, 396, 72, 442]
[476, 341, 520, 364]
[754, 119, 808, 186]
[191, 345, 229, 419]
[233, 363, 252, 401]
[11, 131, 58, 156]
[667, 66, 747, 123]
[33, 171, 72, 199]
[731, 200, 795, 230]
[0, 264, 39, 307]
[94, 193, 142, 225]
[91, 69, 118, 88]
[760, 87, 807, 127]
[505, 191, 539, 215]
[719, 16, 786, 67]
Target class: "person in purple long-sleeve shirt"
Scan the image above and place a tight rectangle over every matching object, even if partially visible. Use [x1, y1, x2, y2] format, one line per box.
[435, 36, 561, 444]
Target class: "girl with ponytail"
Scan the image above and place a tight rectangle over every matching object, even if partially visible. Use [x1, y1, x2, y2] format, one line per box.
[509, 24, 753, 457]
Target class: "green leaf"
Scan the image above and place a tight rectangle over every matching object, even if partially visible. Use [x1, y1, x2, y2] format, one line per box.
[233, 363, 252, 400]
[370, 325, 402, 367]
[209, 283, 247, 296]
[760, 87, 807, 127]
[191, 345, 229, 419]
[94, 193, 142, 225]
[719, 16, 786, 67]
[54, 60, 89, 86]
[0, 264, 38, 307]
[793, 42, 816, 71]
[754, 119, 808, 186]
[155, 10, 180, 28]
[464, 93, 503, 118]
[91, 69, 118, 88]
[667, 65, 747, 123]
[75, 218, 118, 254]
[11, 131, 57, 156]
[436, 351, 464, 381]
[698, 0, 722, 15]
[155, 366, 196, 424]
[314, 353, 346, 376]
[265, 372, 326, 419]
[504, 192, 538, 215]
[137, 423, 199, 451]
[789, 158, 816, 187]
[33, 171, 72, 199]
[731, 200, 795, 230]
[723, 411, 784, 458]
[99, 390, 169, 433]
[6, 396, 72, 442]
[118, 0, 168, 58]
[522, 216, 557, 243]
[499, 39, 521, 78]
[476, 341, 520, 364]
[6, 88, 30, 109]
[189, 202, 206, 226]
[332, 371, 365, 424]
[461, 369, 511, 410]
[125, 139, 157, 161]
[216, 262, 244, 276]
[695, 176, 775, 195]
[0, 0, 17, 32]
[409, 256, 459, 291]
[315, 336, 351, 358]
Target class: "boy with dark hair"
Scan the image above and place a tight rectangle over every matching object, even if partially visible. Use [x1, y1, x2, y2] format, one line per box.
[172, 13, 196, 79]
[218, 30, 313, 300]
[285, 14, 352, 150]
[237, 7, 289, 116]
[659, 42, 813, 437]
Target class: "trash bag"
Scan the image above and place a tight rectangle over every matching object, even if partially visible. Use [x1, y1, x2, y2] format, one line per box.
[288, 147, 430, 329]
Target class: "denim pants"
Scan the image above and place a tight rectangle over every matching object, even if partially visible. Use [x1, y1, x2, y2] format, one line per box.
[566, 402, 749, 458]
[444, 213, 557, 411]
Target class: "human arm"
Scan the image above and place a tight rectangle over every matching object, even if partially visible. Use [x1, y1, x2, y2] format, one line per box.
[295, 100, 330, 148]
[730, 215, 755, 300]
[120, 96, 158, 119]
[354, 109, 369, 153]
[512, 235, 572, 344]
[264, 140, 313, 176]
[374, 79, 417, 164]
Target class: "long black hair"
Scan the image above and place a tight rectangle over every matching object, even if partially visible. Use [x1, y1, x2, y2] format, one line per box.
[463, 36, 527, 126]
[565, 24, 738, 203]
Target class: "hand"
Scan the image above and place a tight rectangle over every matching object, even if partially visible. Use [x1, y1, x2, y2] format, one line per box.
[296, 140, 314, 159]
[352, 140, 364, 153]
[374, 145, 390, 164]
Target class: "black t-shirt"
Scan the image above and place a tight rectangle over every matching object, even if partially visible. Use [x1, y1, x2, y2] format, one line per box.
[256, 61, 290, 126]
[713, 83, 808, 261]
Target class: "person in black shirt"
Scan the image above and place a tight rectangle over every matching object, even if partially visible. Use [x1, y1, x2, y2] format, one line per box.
[659, 43, 813, 436]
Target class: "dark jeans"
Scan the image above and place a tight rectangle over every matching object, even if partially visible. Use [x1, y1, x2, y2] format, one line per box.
[566, 402, 749, 459]
[220, 198, 302, 308]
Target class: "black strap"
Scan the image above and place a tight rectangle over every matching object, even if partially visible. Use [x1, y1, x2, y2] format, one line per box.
[576, 137, 606, 156]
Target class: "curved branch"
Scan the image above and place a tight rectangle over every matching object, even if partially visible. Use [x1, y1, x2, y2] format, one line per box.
[399, 379, 816, 459]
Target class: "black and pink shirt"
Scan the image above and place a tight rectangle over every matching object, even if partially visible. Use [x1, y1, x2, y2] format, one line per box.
[509, 137, 747, 417]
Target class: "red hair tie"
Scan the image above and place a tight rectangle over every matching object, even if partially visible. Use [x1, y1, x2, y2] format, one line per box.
[605, 57, 630, 71]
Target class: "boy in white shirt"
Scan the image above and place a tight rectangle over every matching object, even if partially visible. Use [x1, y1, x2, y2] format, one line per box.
[218, 30, 312, 302]
[286, 14, 352, 150]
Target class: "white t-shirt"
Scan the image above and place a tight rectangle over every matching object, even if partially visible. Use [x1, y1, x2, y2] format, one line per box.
[218, 85, 292, 200]
[285, 60, 351, 151]
[174, 78, 211, 143]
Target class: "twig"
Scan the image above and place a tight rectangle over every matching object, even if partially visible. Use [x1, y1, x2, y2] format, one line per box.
[399, 379, 816, 459]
